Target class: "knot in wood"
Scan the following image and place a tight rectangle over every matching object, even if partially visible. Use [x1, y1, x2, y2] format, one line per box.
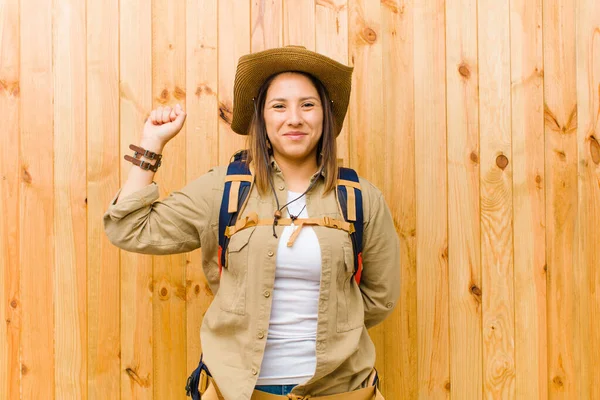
[470, 151, 479, 163]
[458, 63, 471, 79]
[160, 88, 169, 101]
[22, 168, 32, 184]
[590, 135, 600, 164]
[470, 285, 482, 297]
[552, 375, 564, 387]
[159, 286, 169, 299]
[218, 102, 233, 125]
[174, 86, 186, 100]
[496, 155, 509, 170]
[361, 27, 377, 44]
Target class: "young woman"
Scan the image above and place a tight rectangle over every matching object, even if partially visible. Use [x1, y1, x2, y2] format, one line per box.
[104, 45, 400, 400]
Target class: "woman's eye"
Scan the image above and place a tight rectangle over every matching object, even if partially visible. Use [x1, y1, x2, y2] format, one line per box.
[273, 104, 285, 109]
[303, 103, 314, 107]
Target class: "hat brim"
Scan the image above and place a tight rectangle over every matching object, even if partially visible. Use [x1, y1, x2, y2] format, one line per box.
[231, 47, 353, 136]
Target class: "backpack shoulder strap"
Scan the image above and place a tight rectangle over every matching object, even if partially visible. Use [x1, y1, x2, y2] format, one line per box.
[336, 167, 364, 284]
[218, 150, 253, 275]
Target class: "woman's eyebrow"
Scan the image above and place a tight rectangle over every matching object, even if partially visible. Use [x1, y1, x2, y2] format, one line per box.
[267, 96, 320, 104]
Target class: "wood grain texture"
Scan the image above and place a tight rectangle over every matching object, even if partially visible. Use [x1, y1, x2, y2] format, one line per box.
[380, 0, 416, 397]
[185, 0, 218, 376]
[152, 1, 188, 398]
[252, 0, 283, 52]
[53, 0, 87, 397]
[7, 2, 600, 399]
[445, 0, 482, 397]
[20, 0, 56, 397]
[543, 0, 579, 397]
[316, 0, 349, 166]
[218, 0, 250, 163]
[478, 0, 516, 397]
[0, 1, 21, 399]
[120, 0, 154, 398]
[381, 0, 417, 396]
[576, 0, 600, 396]
[510, 0, 547, 398]
[413, 0, 450, 396]
[86, 0, 121, 397]
[348, 0, 387, 387]
[283, 0, 315, 49]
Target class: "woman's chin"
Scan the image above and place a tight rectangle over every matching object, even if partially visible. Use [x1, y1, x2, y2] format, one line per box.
[275, 149, 316, 164]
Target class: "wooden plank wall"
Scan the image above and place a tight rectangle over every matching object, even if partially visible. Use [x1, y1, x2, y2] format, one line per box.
[1, 0, 599, 399]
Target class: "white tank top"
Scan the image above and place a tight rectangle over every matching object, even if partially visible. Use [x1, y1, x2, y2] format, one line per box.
[256, 191, 321, 385]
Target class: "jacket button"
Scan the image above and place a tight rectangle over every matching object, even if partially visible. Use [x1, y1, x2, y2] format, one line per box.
[278, 184, 285, 191]
[267, 250, 274, 257]
[252, 368, 258, 375]
[386, 302, 394, 309]
[257, 330, 265, 339]
[263, 290, 271, 298]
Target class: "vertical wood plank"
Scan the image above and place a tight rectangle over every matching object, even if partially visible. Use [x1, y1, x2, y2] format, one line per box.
[185, 0, 218, 376]
[252, 0, 283, 51]
[152, 1, 188, 397]
[413, 0, 449, 396]
[380, 0, 416, 397]
[20, 0, 55, 398]
[87, 0, 121, 397]
[445, 0, 482, 397]
[218, 0, 250, 163]
[576, 0, 600, 396]
[510, 0, 547, 398]
[478, 0, 516, 397]
[0, 1, 21, 399]
[283, 0, 315, 49]
[543, 0, 579, 397]
[348, 0, 387, 387]
[54, 0, 87, 397]
[316, 0, 349, 166]
[120, 0, 153, 398]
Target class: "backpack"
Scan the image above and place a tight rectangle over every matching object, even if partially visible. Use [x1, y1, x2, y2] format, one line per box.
[218, 150, 364, 284]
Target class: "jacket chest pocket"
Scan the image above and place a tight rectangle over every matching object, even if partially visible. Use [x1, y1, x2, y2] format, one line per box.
[218, 227, 255, 315]
[336, 245, 364, 332]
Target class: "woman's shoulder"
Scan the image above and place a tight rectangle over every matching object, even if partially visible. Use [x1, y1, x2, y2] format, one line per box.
[356, 175, 383, 198]
[178, 165, 231, 202]
[354, 175, 388, 220]
[188, 165, 229, 186]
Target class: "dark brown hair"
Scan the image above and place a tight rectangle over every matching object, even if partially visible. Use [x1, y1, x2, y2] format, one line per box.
[245, 71, 338, 195]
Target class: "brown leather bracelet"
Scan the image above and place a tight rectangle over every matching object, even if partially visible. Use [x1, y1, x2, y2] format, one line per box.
[124, 154, 162, 172]
[124, 144, 163, 172]
[129, 144, 163, 161]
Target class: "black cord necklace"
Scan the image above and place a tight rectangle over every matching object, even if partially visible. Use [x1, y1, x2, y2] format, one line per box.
[287, 203, 307, 222]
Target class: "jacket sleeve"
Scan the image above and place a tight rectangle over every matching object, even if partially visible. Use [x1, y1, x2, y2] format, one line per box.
[359, 179, 401, 329]
[103, 167, 222, 255]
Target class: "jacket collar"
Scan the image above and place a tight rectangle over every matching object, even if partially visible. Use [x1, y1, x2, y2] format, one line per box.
[268, 155, 326, 183]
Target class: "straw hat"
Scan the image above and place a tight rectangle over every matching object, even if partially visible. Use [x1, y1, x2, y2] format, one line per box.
[231, 45, 354, 136]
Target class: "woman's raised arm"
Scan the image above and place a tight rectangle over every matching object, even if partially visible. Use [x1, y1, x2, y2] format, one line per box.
[115, 104, 187, 203]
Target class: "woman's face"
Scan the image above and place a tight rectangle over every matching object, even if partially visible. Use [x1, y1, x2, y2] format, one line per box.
[263, 72, 324, 166]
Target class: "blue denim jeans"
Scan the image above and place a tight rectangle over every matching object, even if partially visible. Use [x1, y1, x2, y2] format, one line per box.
[254, 384, 297, 395]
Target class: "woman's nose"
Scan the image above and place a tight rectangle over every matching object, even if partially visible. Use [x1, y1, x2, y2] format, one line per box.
[286, 107, 303, 126]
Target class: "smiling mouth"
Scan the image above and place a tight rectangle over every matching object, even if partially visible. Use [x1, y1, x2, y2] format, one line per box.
[284, 132, 307, 137]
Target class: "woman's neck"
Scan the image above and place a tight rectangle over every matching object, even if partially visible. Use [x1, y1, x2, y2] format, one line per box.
[273, 155, 318, 193]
